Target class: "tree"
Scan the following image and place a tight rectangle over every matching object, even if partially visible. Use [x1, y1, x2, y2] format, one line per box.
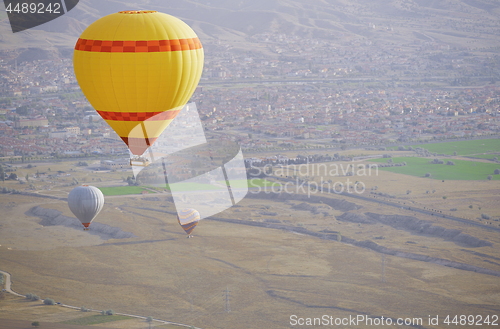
[425, 172, 431, 177]
[487, 175, 492, 180]
[106, 310, 114, 315]
[43, 298, 55, 305]
[453, 151, 457, 156]
[16, 105, 29, 116]
[443, 196, 447, 200]
[430, 159, 444, 164]
[31, 321, 40, 327]
[126, 176, 140, 186]
[469, 205, 473, 209]
[494, 169, 500, 175]
[8, 173, 18, 180]
[146, 316, 153, 323]
[26, 293, 40, 301]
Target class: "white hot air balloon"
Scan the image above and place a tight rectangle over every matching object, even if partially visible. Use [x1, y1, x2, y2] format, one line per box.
[177, 208, 200, 238]
[68, 185, 104, 230]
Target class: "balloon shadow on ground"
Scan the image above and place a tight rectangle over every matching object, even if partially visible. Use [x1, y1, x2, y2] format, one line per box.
[27, 206, 136, 240]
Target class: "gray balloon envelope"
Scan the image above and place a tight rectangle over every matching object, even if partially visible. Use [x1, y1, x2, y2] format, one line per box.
[68, 185, 104, 229]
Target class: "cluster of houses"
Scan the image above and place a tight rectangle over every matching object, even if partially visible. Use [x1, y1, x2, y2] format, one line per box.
[192, 84, 500, 149]
[0, 32, 499, 157]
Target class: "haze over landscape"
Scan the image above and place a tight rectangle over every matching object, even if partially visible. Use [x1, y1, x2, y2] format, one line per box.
[0, 1, 499, 328]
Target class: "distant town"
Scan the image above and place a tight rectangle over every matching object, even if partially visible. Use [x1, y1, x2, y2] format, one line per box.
[1, 33, 499, 161]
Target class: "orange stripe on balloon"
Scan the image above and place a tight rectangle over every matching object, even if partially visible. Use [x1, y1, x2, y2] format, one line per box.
[75, 38, 202, 52]
[119, 10, 157, 14]
[96, 109, 181, 121]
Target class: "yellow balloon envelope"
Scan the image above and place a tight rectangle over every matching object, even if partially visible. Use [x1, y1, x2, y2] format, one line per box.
[73, 10, 204, 155]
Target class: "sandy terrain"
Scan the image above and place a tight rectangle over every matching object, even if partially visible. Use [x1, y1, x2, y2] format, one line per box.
[0, 158, 499, 329]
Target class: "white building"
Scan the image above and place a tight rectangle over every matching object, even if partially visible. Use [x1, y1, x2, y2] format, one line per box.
[100, 158, 129, 170]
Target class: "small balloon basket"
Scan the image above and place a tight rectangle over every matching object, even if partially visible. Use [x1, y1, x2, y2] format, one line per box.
[130, 156, 150, 167]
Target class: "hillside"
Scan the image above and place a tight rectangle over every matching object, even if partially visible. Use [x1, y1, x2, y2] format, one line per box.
[1, 0, 500, 56]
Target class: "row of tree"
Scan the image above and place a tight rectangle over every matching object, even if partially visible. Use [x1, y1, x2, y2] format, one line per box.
[25, 293, 54, 305]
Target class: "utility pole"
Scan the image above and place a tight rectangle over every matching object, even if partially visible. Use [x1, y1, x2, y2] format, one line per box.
[224, 286, 230, 313]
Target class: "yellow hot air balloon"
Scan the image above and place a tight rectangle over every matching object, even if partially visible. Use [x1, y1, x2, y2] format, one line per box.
[73, 10, 204, 157]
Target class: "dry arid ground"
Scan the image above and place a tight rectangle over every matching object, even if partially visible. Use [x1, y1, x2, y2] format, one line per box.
[0, 292, 162, 328]
[0, 157, 499, 329]
[0, 318, 108, 329]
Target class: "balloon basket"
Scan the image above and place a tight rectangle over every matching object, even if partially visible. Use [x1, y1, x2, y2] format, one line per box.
[130, 157, 150, 167]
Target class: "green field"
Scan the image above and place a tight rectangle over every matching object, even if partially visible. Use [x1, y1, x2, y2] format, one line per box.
[99, 179, 275, 195]
[165, 182, 225, 191]
[370, 157, 500, 180]
[391, 139, 500, 156]
[166, 178, 277, 191]
[98, 186, 154, 196]
[61, 314, 132, 325]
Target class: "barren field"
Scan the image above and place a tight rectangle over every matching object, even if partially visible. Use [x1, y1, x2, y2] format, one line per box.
[1, 155, 500, 329]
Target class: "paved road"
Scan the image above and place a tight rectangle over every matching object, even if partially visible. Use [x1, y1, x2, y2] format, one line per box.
[0, 269, 202, 329]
